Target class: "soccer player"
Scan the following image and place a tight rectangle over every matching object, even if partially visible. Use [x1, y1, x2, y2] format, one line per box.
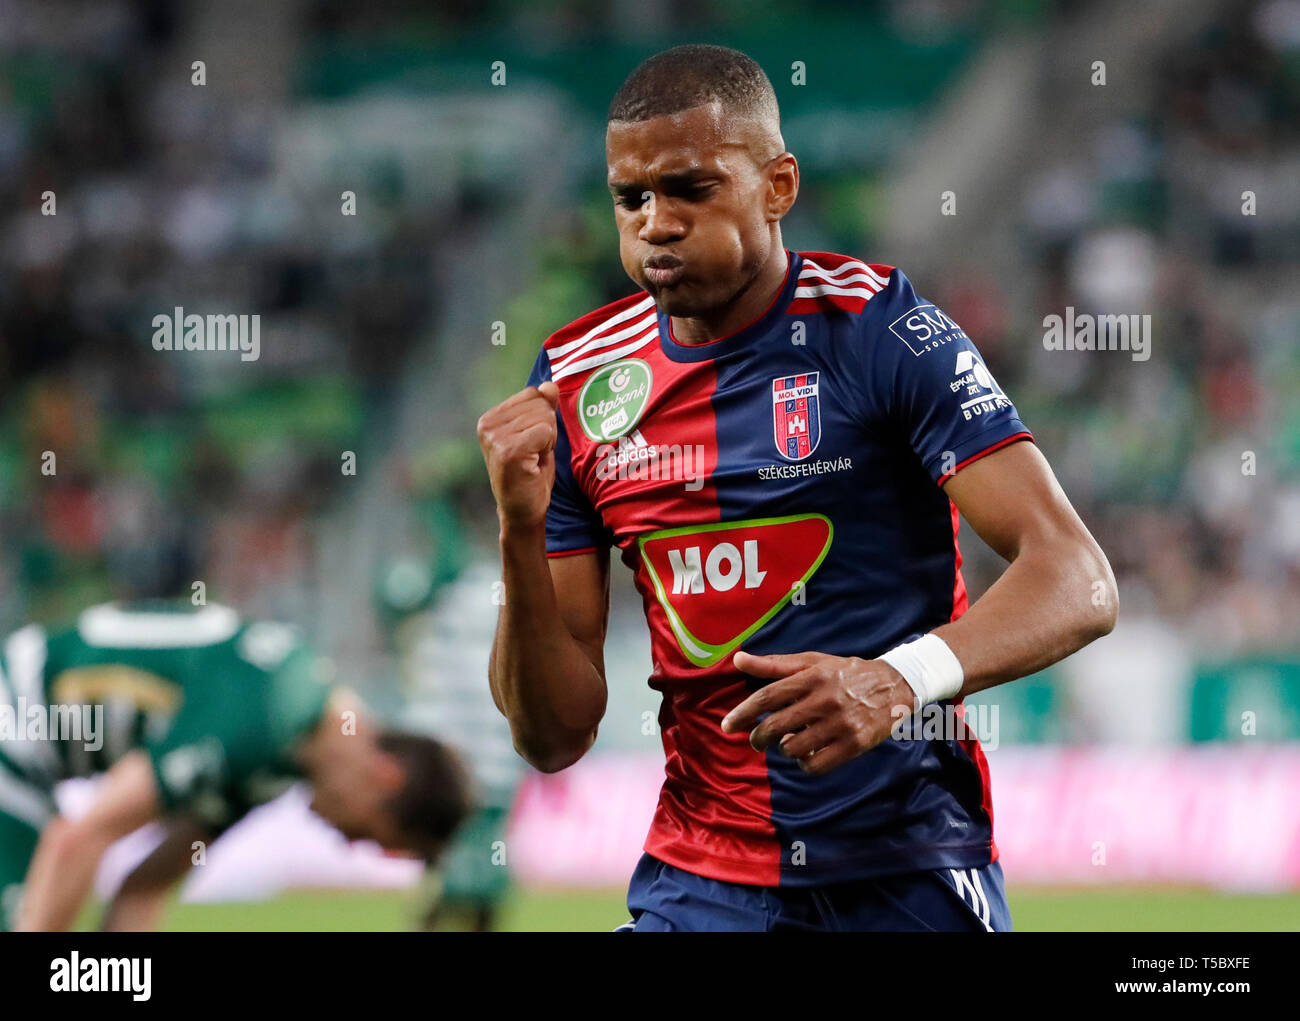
[477, 44, 1118, 932]
[0, 600, 470, 931]
[385, 549, 525, 933]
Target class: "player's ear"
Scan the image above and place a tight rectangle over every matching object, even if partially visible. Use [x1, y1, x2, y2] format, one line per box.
[766, 152, 798, 221]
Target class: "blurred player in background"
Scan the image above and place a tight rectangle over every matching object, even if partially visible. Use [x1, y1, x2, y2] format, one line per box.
[0, 600, 470, 931]
[380, 490, 524, 932]
[478, 45, 1117, 931]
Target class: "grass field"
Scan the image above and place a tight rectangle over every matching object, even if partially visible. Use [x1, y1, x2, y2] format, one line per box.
[93, 886, 1300, 932]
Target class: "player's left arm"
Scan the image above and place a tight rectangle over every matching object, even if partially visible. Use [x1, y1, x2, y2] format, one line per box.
[724, 440, 1116, 774]
[932, 437, 1116, 690]
[728, 439, 1112, 775]
[725, 269, 1117, 775]
[15, 750, 160, 931]
[100, 817, 211, 931]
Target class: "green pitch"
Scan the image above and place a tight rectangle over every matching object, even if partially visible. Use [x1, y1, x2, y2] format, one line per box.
[80, 886, 1300, 931]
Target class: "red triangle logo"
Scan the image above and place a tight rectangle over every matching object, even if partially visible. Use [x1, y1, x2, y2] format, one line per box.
[637, 514, 833, 667]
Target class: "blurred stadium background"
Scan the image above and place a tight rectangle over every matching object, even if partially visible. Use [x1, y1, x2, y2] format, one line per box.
[2, 0, 1298, 929]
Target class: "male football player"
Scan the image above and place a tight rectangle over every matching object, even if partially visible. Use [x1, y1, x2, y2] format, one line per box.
[478, 45, 1117, 931]
[0, 600, 469, 931]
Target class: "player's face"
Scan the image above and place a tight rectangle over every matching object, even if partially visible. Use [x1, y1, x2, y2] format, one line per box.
[607, 103, 782, 318]
[307, 745, 410, 852]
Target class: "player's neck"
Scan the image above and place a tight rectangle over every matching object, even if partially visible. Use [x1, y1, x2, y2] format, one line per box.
[671, 246, 788, 346]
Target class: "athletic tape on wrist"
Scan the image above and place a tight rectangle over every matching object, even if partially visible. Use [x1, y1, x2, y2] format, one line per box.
[877, 633, 964, 710]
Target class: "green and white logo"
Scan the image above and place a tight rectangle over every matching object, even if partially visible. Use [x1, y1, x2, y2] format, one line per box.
[577, 358, 653, 441]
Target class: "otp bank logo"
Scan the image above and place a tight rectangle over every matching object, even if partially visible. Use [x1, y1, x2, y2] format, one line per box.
[637, 514, 833, 668]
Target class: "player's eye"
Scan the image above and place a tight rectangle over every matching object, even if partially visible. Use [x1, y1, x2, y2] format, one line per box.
[615, 192, 647, 210]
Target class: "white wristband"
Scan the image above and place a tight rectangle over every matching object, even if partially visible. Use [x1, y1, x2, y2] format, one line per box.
[878, 633, 965, 710]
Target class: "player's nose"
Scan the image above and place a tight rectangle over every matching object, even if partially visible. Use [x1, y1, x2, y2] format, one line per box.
[640, 205, 686, 244]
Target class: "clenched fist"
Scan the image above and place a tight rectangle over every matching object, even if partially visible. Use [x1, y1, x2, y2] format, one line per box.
[477, 381, 561, 529]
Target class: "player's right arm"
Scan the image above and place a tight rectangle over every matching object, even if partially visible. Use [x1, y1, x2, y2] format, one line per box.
[478, 382, 610, 773]
[16, 750, 159, 931]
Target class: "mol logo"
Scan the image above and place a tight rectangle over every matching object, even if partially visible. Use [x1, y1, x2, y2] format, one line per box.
[666, 540, 766, 594]
[638, 514, 833, 668]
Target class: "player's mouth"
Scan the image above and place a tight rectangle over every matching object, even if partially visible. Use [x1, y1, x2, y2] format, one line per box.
[643, 254, 686, 288]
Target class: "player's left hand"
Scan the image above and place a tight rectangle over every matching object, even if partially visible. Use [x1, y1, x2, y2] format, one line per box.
[720, 650, 915, 776]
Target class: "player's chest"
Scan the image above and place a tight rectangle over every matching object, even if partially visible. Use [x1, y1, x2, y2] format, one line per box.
[563, 348, 880, 542]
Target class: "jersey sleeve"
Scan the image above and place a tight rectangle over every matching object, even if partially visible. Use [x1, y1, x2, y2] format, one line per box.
[149, 736, 292, 833]
[148, 628, 328, 827]
[263, 639, 333, 750]
[858, 269, 1033, 484]
[526, 347, 614, 556]
[149, 732, 237, 827]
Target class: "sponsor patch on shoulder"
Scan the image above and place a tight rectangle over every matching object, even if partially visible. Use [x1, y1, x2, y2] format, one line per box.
[888, 303, 969, 357]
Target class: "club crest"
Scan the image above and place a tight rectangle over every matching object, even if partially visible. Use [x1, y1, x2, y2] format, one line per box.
[772, 372, 821, 461]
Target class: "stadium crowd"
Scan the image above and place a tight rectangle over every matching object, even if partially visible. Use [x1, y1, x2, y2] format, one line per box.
[0, 0, 1294, 751]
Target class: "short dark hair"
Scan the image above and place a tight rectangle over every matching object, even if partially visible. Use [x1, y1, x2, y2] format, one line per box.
[377, 730, 473, 861]
[608, 44, 778, 125]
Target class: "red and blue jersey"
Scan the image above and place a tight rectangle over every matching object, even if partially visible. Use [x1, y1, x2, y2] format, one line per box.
[526, 250, 1033, 887]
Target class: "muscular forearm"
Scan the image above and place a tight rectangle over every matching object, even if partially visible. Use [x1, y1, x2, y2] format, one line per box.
[490, 522, 606, 772]
[934, 530, 1117, 697]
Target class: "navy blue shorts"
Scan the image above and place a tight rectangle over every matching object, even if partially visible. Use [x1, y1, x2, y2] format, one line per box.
[618, 853, 1012, 932]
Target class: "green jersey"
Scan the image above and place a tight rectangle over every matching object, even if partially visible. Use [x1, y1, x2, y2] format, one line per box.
[0, 602, 333, 831]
